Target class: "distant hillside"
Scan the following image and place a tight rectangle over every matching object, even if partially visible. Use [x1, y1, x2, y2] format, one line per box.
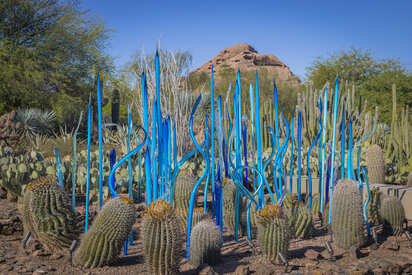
[191, 43, 301, 87]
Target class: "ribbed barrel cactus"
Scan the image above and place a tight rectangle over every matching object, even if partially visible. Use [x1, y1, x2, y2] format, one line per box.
[256, 204, 290, 264]
[286, 203, 313, 239]
[174, 171, 197, 221]
[143, 200, 182, 275]
[331, 179, 366, 250]
[23, 177, 78, 252]
[366, 144, 385, 185]
[380, 196, 405, 236]
[189, 219, 221, 267]
[222, 179, 247, 236]
[73, 196, 136, 268]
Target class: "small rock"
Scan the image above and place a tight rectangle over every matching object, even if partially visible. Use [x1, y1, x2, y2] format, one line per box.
[234, 265, 250, 275]
[304, 249, 322, 261]
[197, 264, 218, 275]
[33, 269, 47, 275]
[255, 265, 275, 275]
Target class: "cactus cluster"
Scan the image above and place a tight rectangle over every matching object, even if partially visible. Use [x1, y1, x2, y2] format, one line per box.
[366, 144, 385, 185]
[331, 179, 366, 250]
[73, 196, 136, 268]
[23, 177, 78, 252]
[189, 219, 221, 267]
[286, 202, 313, 239]
[143, 200, 182, 275]
[380, 196, 405, 236]
[256, 204, 290, 264]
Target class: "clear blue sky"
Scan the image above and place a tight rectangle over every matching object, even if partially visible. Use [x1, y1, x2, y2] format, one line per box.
[82, 0, 412, 80]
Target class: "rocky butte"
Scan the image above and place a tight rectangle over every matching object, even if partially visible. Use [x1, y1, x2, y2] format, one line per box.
[191, 43, 301, 87]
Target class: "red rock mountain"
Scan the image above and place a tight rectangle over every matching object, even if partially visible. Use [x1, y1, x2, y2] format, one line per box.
[191, 43, 301, 87]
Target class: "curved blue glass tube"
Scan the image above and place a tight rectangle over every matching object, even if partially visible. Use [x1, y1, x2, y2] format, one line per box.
[85, 96, 92, 232]
[72, 111, 83, 211]
[357, 147, 362, 191]
[186, 94, 209, 259]
[145, 149, 152, 205]
[273, 115, 290, 200]
[203, 115, 211, 213]
[97, 73, 104, 209]
[54, 147, 63, 189]
[262, 126, 277, 204]
[127, 108, 133, 200]
[242, 115, 248, 187]
[217, 96, 225, 180]
[255, 71, 264, 208]
[169, 140, 206, 205]
[150, 100, 158, 201]
[108, 126, 147, 198]
[307, 128, 321, 211]
[109, 149, 116, 195]
[278, 114, 290, 196]
[320, 87, 328, 214]
[297, 111, 302, 201]
[210, 65, 216, 217]
[347, 118, 353, 179]
[249, 84, 256, 192]
[233, 80, 242, 242]
[328, 79, 340, 224]
[361, 166, 371, 236]
[289, 115, 294, 194]
[341, 99, 346, 179]
[167, 117, 172, 202]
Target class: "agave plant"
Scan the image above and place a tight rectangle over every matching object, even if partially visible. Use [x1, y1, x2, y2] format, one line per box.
[15, 108, 56, 137]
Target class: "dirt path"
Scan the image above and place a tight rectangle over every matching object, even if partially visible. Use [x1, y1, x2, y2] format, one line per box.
[0, 198, 411, 274]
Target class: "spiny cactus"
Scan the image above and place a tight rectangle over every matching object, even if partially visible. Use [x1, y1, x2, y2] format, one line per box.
[143, 200, 182, 275]
[366, 144, 385, 185]
[331, 179, 366, 250]
[286, 203, 313, 239]
[174, 171, 196, 220]
[73, 196, 136, 268]
[408, 171, 412, 187]
[367, 188, 383, 225]
[380, 196, 405, 236]
[23, 177, 78, 252]
[189, 219, 221, 267]
[222, 179, 247, 236]
[256, 204, 290, 264]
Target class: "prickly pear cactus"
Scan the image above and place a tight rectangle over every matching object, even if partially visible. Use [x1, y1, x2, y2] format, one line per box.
[73, 196, 136, 268]
[24, 177, 78, 252]
[256, 204, 290, 264]
[286, 203, 313, 239]
[380, 196, 405, 236]
[143, 200, 182, 275]
[367, 188, 383, 225]
[331, 179, 366, 250]
[366, 144, 385, 185]
[189, 219, 221, 267]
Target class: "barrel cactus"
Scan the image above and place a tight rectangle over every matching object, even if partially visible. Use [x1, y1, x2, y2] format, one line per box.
[367, 188, 383, 225]
[23, 177, 78, 252]
[380, 196, 405, 236]
[366, 144, 385, 185]
[174, 171, 196, 221]
[222, 179, 247, 236]
[256, 204, 290, 264]
[286, 203, 313, 239]
[331, 179, 366, 249]
[189, 219, 221, 267]
[73, 196, 136, 268]
[143, 200, 182, 275]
